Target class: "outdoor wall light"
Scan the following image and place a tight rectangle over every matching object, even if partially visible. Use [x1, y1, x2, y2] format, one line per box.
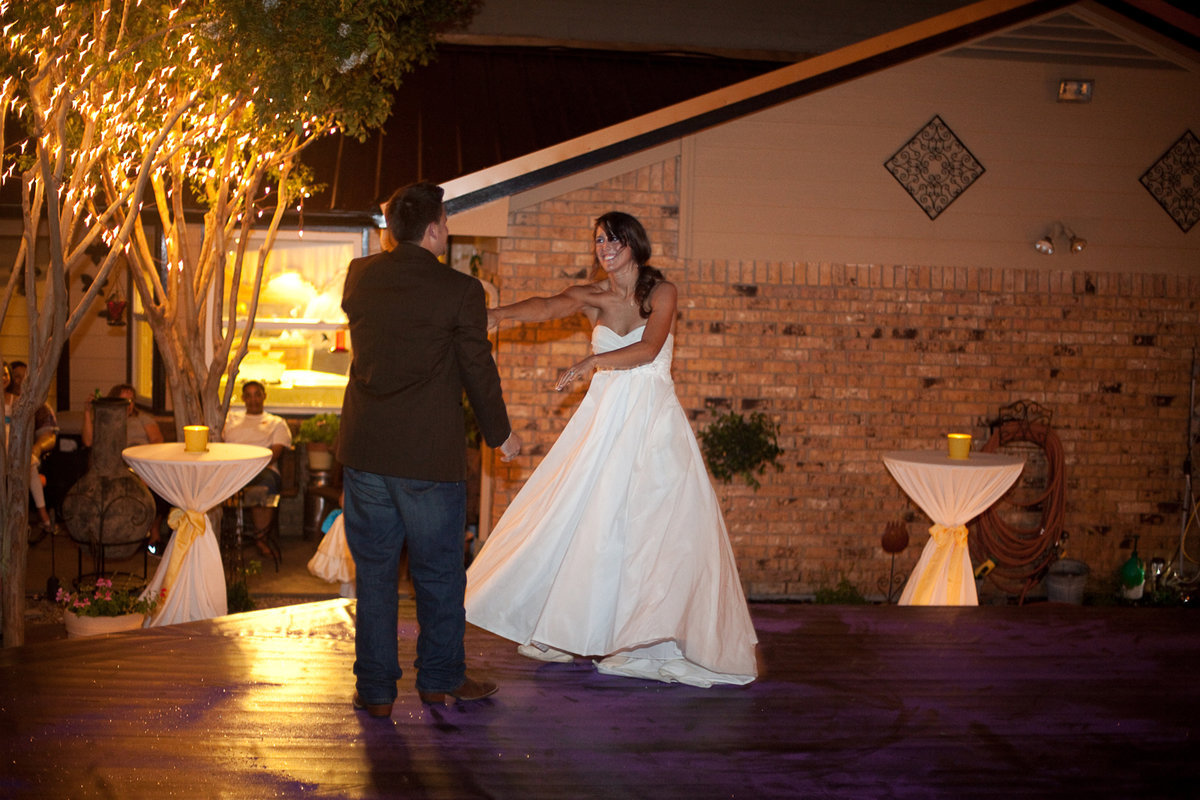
[1034, 222, 1086, 255]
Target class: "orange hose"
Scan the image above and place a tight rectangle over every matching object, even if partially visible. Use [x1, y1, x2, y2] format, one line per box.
[973, 421, 1066, 603]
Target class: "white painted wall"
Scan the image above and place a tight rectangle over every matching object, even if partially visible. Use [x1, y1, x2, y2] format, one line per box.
[681, 51, 1200, 274]
[66, 265, 129, 409]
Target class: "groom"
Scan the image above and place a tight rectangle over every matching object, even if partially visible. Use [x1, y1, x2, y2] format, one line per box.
[338, 181, 521, 717]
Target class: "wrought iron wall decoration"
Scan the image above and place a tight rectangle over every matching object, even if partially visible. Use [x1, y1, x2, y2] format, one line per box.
[1139, 129, 1199, 233]
[885, 115, 985, 220]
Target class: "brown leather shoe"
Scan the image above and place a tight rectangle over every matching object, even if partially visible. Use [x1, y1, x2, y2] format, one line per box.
[353, 692, 393, 718]
[418, 675, 498, 704]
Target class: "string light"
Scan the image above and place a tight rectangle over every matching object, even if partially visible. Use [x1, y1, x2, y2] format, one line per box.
[2, 0, 368, 341]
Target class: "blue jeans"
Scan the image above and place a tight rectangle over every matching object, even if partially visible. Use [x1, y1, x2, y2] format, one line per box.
[244, 467, 282, 495]
[343, 467, 467, 703]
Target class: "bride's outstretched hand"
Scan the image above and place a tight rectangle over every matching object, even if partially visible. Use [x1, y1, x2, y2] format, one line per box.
[486, 309, 499, 331]
[555, 358, 593, 392]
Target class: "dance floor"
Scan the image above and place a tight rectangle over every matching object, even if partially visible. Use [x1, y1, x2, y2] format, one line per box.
[2, 599, 1198, 799]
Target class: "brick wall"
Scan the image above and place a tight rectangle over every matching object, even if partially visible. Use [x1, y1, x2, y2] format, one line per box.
[487, 160, 1200, 601]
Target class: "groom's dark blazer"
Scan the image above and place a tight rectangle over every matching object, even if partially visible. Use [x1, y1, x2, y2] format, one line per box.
[337, 242, 511, 482]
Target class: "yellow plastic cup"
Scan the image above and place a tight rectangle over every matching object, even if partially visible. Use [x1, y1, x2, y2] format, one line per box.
[184, 425, 209, 453]
[946, 433, 972, 460]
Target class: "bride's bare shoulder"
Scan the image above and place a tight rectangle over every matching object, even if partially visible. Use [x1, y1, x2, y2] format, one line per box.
[566, 280, 611, 301]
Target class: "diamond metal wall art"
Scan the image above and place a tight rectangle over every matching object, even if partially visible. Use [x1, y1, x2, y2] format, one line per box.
[1139, 130, 1199, 233]
[885, 115, 985, 220]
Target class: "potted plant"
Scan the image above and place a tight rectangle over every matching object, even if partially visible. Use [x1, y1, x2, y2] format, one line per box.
[296, 412, 340, 471]
[698, 411, 784, 490]
[56, 576, 160, 637]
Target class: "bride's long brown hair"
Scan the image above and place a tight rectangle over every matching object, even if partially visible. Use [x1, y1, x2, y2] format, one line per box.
[593, 211, 665, 319]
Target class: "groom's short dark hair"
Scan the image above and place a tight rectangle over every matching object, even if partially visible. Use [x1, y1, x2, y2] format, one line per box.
[385, 182, 444, 244]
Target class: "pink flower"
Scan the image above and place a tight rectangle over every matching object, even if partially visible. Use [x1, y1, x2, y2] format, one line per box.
[56, 577, 160, 618]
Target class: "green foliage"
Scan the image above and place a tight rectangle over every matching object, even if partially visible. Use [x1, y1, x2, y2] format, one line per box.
[200, 0, 482, 139]
[814, 578, 869, 605]
[296, 413, 340, 445]
[226, 580, 257, 614]
[1140, 584, 1188, 607]
[699, 411, 784, 489]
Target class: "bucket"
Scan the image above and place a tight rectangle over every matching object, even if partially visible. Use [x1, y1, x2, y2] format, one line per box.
[1044, 559, 1088, 604]
[946, 433, 972, 459]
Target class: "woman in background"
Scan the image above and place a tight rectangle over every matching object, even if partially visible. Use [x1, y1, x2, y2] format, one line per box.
[81, 383, 165, 448]
[3, 361, 59, 539]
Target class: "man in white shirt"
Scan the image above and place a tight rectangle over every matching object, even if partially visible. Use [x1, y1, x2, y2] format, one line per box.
[224, 381, 293, 554]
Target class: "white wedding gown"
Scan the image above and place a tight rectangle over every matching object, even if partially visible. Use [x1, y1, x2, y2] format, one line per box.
[465, 325, 757, 687]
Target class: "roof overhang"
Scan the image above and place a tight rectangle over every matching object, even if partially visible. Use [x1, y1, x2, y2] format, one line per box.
[443, 0, 1076, 216]
[444, 0, 1199, 220]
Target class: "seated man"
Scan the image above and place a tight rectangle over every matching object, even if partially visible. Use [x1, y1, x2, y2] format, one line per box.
[223, 381, 293, 558]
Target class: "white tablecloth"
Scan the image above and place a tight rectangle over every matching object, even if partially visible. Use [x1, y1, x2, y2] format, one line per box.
[883, 450, 1024, 606]
[123, 443, 271, 626]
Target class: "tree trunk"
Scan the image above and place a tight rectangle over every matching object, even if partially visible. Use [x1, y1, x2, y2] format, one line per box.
[158, 345, 226, 443]
[1, 486, 30, 648]
[2, 420, 37, 648]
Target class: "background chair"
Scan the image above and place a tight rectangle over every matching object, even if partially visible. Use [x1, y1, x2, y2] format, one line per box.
[220, 447, 298, 573]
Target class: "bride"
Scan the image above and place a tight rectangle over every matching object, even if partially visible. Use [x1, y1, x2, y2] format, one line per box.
[465, 211, 757, 687]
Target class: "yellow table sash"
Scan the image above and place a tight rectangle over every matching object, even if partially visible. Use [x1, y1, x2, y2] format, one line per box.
[906, 523, 969, 605]
[163, 507, 207, 598]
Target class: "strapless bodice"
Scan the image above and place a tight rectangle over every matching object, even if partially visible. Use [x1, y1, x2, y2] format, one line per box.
[591, 325, 673, 376]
